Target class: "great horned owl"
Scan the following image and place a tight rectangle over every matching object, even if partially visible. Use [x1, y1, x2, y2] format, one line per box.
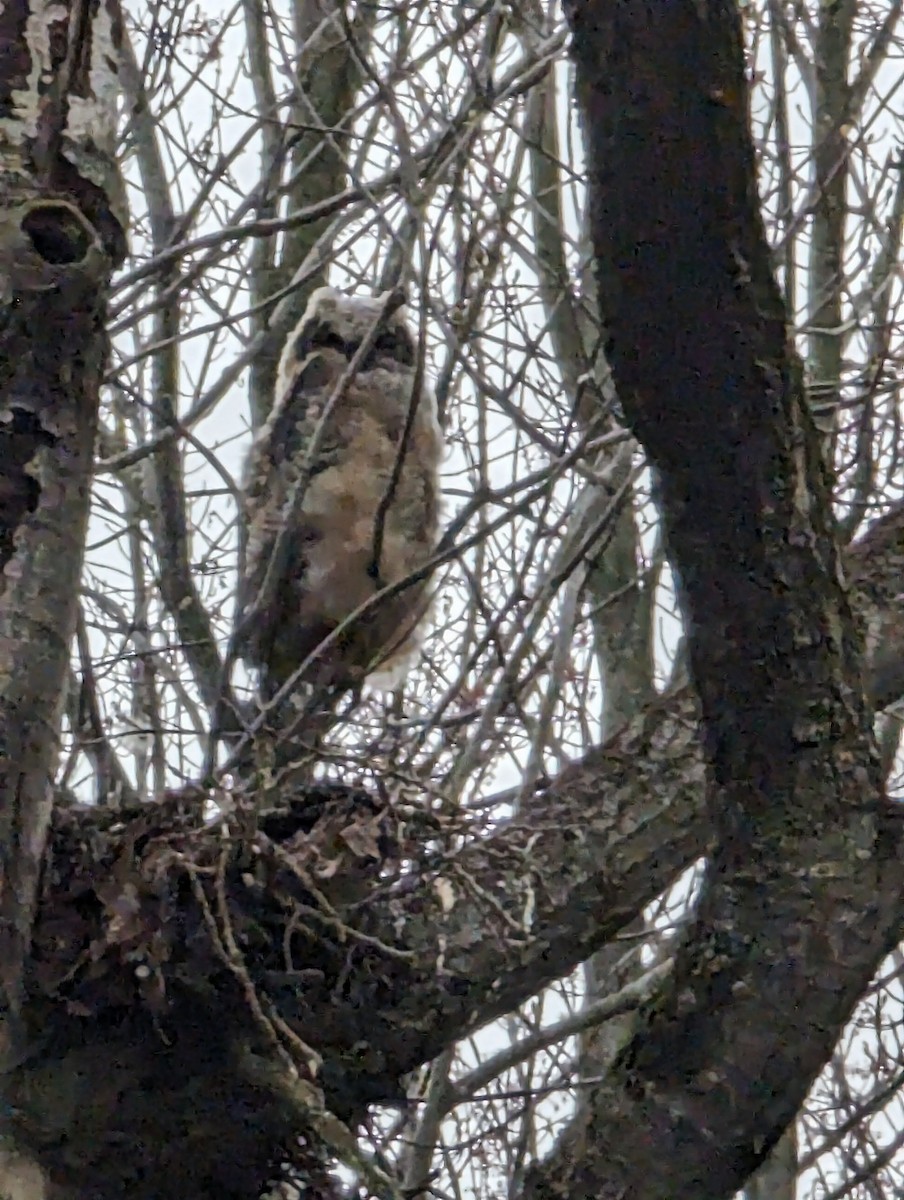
[238, 286, 443, 700]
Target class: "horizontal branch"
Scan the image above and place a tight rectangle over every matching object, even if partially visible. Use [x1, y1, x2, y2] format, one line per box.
[33, 497, 904, 1120]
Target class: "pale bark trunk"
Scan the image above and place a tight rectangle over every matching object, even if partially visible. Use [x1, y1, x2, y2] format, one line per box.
[0, 2, 124, 1196]
[0, 0, 124, 1037]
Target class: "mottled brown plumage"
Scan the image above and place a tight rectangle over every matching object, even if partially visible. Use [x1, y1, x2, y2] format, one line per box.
[238, 287, 443, 699]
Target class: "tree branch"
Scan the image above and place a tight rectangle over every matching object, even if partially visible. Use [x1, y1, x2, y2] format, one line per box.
[15, 486, 904, 1197]
[29, 492, 904, 1115]
[117, 27, 227, 716]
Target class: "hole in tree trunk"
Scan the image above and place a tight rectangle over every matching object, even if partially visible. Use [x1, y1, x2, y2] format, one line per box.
[22, 206, 93, 265]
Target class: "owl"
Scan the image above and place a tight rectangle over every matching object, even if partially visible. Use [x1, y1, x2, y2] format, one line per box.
[238, 286, 443, 700]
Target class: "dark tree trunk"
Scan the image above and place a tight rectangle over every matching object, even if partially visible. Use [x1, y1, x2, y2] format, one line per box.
[520, 3, 902, 1198]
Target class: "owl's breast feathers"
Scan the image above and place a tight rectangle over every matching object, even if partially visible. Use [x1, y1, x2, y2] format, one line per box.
[239, 287, 443, 694]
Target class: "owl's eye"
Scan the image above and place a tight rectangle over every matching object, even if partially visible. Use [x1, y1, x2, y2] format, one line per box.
[294, 355, 333, 392]
[294, 320, 348, 360]
[371, 329, 415, 367]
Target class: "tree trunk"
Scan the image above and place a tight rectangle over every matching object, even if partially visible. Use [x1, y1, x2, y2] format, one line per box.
[0, 1, 124, 1192]
[521, 2, 904, 1196]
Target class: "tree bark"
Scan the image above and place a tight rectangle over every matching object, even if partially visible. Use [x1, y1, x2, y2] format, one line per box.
[518, 3, 902, 1198]
[14, 490, 904, 1197]
[5, 4, 904, 1199]
[0, 0, 124, 1049]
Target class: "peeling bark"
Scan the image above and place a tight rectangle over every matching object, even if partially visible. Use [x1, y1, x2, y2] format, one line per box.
[0, 0, 125, 1108]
